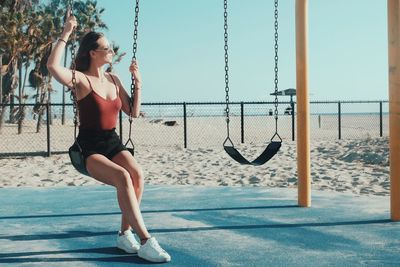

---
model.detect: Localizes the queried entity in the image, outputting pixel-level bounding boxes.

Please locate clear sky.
[55,0,389,103]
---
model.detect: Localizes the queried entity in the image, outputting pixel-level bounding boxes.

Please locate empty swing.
[222,0,282,166]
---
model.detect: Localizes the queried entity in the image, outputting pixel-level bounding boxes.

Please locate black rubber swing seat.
[224,141,282,166]
[69,141,90,176]
[222,0,283,166]
[124,137,135,156]
[69,140,135,176]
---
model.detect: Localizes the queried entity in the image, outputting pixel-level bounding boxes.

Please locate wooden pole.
[387,0,400,221]
[296,0,311,207]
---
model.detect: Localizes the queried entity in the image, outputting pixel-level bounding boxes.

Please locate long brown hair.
[75,31,104,71]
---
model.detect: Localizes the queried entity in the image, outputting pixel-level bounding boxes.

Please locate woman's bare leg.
[111,151,145,233]
[86,154,150,240]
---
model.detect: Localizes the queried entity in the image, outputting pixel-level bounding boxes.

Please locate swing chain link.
[273,0,279,132]
[129,0,140,124]
[223,0,230,137]
[68,0,78,139]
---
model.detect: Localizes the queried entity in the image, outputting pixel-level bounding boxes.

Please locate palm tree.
[0,0,41,133]
[0,63,17,132]
[1,0,118,134]
[0,0,39,12]
[15,15,43,134]
[73,0,107,33]
[0,4,29,126]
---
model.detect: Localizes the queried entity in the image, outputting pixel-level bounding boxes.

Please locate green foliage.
[1,0,111,94]
[0,0,124,131]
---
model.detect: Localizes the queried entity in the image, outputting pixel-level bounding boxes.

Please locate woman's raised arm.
[47,10,83,88]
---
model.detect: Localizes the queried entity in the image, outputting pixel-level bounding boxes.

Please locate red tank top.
[77,73,122,130]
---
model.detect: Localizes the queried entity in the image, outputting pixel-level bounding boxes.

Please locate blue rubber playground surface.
[0,185,399,266]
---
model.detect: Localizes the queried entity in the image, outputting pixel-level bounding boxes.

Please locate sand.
[0,129,390,197]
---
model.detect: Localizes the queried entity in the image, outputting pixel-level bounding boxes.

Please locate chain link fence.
[0,100,389,157]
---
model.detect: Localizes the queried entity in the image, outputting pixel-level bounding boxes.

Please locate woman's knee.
[114,168,133,188]
[129,165,144,184]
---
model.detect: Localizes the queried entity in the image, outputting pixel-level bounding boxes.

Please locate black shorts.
[77,128,127,160]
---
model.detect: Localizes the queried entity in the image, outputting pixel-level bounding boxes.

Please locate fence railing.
[0,100,389,157]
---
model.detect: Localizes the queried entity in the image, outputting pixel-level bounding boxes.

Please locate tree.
[1,0,55,133]
[1,0,122,135]
[0,3,35,128]
[0,0,39,12]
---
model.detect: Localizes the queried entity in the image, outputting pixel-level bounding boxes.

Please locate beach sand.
[0,112,391,196]
[0,135,390,196]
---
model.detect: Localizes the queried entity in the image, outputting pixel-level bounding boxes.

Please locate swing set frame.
[296,0,400,222]
[65,0,400,221]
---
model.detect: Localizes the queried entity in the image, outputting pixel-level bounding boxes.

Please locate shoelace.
[124,232,138,245]
[149,238,167,253]
[127,234,136,243]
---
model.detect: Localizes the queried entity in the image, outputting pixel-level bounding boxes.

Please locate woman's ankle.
[140,236,151,245]
[119,228,132,235]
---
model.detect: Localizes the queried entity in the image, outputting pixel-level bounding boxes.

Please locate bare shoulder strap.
[107,73,119,94]
[83,74,94,91]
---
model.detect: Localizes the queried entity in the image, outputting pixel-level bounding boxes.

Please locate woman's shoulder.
[106,71,119,78]
[106,72,124,89]
[107,72,121,82]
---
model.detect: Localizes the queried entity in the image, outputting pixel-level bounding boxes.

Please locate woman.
[47,12,171,263]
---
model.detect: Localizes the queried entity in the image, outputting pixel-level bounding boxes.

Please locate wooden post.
[387,0,400,221]
[296,0,311,207]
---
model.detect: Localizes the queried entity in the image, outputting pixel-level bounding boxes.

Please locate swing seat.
[69,141,89,176]
[222,0,283,166]
[68,140,134,176]
[124,139,135,156]
[224,141,281,166]
[127,147,134,156]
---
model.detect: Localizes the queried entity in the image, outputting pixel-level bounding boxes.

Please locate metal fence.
[0,100,389,157]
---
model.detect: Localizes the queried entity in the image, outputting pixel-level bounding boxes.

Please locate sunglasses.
[94,47,114,53]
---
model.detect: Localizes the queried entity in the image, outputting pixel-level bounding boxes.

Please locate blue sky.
[55,0,389,103]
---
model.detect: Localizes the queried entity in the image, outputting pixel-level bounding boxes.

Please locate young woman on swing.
[47,11,171,263]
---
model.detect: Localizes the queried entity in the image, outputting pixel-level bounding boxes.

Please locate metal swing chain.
[223,0,280,144]
[223,0,231,142]
[273,0,281,141]
[127,0,140,143]
[68,0,78,140]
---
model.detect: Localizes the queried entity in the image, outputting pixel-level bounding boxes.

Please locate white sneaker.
[116,230,140,253]
[138,237,171,262]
